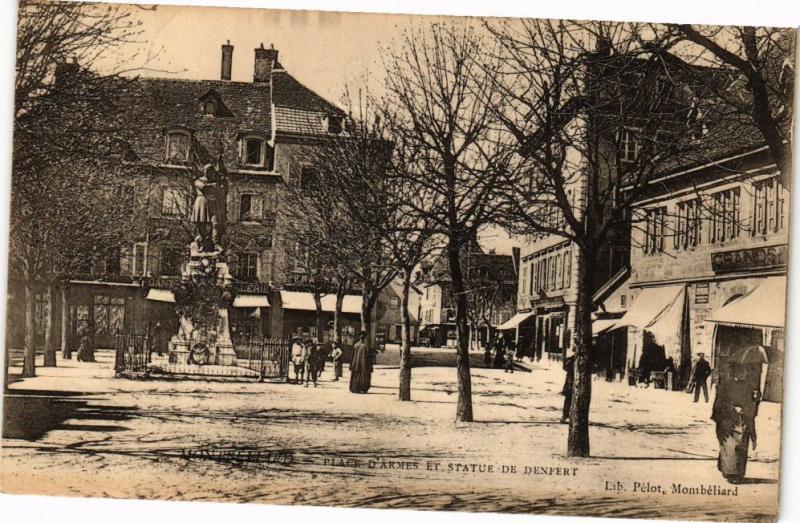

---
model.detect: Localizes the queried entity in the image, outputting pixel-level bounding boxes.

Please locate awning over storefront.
[280,291,363,314]
[615,285,684,331]
[592,318,618,335]
[145,289,175,303]
[617,285,686,366]
[497,311,535,330]
[233,294,270,308]
[706,276,786,329]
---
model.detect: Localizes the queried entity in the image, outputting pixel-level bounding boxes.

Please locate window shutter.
[253,195,263,220]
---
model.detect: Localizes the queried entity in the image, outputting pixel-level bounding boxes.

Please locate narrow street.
[2,353,781,521]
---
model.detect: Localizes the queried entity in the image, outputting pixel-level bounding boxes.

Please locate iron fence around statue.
[114,333,289,381]
[115,333,150,378]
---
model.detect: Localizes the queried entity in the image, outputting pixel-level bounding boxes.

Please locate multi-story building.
[8,42,363,355]
[617,142,787,400]
[418,245,517,348]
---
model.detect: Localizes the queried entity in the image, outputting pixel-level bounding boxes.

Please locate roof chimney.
[221,40,233,81]
[254,43,278,83]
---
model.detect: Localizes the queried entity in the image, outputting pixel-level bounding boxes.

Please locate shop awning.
[706,276,786,329]
[592,318,618,335]
[615,285,684,330]
[497,311,535,330]
[146,289,175,303]
[233,294,270,308]
[280,291,363,314]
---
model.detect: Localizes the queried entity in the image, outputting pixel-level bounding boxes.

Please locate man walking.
[561,350,575,424]
[692,352,712,403]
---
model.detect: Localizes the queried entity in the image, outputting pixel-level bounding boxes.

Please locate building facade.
[621,146,787,399]
[6,42,359,356]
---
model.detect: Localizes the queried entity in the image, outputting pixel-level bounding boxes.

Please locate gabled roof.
[119,78,271,168]
[272,70,345,115]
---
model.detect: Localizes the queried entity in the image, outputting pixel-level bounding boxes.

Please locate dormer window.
[239,133,273,169]
[202,100,217,116]
[326,115,343,135]
[165,129,191,164]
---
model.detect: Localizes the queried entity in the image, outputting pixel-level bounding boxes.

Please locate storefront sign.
[235,282,271,295]
[711,244,788,274]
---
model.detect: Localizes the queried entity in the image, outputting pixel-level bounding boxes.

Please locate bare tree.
[11,1,146,376]
[643,25,795,187]
[383,21,510,421]
[486,20,749,456]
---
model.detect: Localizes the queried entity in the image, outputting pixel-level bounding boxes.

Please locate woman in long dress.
[349,333,373,394]
[711,345,769,483]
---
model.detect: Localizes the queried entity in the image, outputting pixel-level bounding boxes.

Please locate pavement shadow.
[738,477,778,485]
[2,391,137,441]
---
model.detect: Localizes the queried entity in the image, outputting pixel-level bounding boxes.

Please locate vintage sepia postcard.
[1,1,797,521]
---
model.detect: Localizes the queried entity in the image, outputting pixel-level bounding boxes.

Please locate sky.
[107,3,515,253]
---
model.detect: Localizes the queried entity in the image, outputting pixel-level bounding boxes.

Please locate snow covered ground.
[2,352,782,521]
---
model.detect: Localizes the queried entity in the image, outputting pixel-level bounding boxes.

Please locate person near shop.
[504,342,516,373]
[561,350,576,424]
[290,338,306,384]
[692,353,712,402]
[349,332,373,394]
[305,340,321,388]
[711,345,769,484]
[493,335,507,369]
[76,325,96,363]
[330,341,343,381]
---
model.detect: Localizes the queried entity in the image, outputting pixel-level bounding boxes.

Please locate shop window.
[69,305,90,336]
[93,295,125,336]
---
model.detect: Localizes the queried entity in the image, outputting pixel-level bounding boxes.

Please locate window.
[619,129,640,163]
[563,249,571,288]
[751,178,785,236]
[202,100,216,115]
[521,262,529,296]
[327,115,343,134]
[161,187,189,217]
[390,297,400,309]
[236,252,259,280]
[643,207,667,255]
[709,187,740,244]
[239,193,264,222]
[159,248,182,276]
[245,139,263,165]
[69,305,89,336]
[674,199,701,250]
[529,261,536,296]
[620,294,627,309]
[93,295,125,336]
[165,130,190,163]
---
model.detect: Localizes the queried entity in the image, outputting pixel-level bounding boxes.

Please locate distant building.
[376,279,422,345]
[418,244,517,348]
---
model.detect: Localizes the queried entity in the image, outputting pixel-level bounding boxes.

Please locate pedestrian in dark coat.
[692,353,712,402]
[349,332,373,394]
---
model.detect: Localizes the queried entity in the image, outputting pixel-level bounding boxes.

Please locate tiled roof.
[119,78,271,168]
[272,70,344,115]
[274,106,328,135]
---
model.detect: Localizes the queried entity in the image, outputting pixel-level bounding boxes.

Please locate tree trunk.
[60,285,70,359]
[43,284,57,367]
[447,236,473,422]
[23,281,36,378]
[399,267,413,401]
[313,291,325,342]
[567,245,595,457]
[334,286,345,344]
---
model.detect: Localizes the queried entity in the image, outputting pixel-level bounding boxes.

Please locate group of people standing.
[289,332,374,394]
[484,334,517,373]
